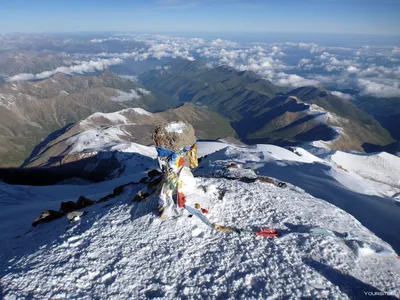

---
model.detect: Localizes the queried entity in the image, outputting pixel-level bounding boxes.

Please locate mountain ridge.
[21,102,236,168]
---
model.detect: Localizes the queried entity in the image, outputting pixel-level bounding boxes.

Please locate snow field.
[3,178,399,299]
[1,141,400,299]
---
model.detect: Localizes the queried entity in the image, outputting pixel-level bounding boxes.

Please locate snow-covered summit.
[81,108,152,126]
[1,141,400,299]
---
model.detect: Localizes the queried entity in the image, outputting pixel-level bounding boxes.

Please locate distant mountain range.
[139,59,394,151]
[0,59,397,167]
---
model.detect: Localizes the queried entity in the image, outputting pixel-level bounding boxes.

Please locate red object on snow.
[201,208,209,214]
[178,157,185,168]
[177,192,187,208]
[256,228,280,237]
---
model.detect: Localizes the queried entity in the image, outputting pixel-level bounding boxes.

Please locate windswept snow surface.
[329,151,400,196]
[67,127,128,154]
[196,141,231,158]
[1,142,400,299]
[197,145,400,254]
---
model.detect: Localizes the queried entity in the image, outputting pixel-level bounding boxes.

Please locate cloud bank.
[8,58,123,82]
[6,34,400,98]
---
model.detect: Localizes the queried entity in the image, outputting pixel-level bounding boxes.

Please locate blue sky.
[0,0,399,35]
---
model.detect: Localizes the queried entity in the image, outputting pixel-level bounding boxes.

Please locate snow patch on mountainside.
[67,127,129,154]
[81,108,152,128]
[85,111,130,124]
[308,104,346,128]
[305,104,344,141]
[129,107,151,115]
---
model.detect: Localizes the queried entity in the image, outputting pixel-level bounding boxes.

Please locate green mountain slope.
[139,60,394,151]
[353,96,400,141]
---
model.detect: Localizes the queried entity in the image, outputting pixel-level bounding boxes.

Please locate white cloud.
[347,66,359,73]
[118,75,139,81]
[331,91,354,100]
[7,58,123,82]
[7,73,36,81]
[111,88,151,102]
[6,34,400,99]
[111,90,141,102]
[210,39,238,48]
[286,42,325,53]
[275,74,319,88]
[137,88,151,95]
[272,46,280,53]
[392,47,400,55]
[298,58,311,65]
[357,79,400,98]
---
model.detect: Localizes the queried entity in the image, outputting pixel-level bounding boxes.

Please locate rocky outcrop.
[31,175,157,227]
[32,210,64,227]
[67,211,87,221]
[153,121,196,152]
[60,196,95,214]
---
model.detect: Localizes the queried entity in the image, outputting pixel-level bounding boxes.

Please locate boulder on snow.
[112,186,125,197]
[227,162,241,169]
[60,196,95,214]
[256,176,275,184]
[33,194,97,227]
[60,201,78,214]
[152,121,196,152]
[32,210,64,227]
[67,211,87,221]
[256,176,287,188]
[76,195,95,208]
